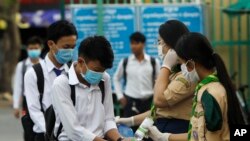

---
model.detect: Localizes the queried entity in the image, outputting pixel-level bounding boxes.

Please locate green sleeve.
[201,90,223,132]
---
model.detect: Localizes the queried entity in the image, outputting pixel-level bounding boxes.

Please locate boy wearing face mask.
[116,20,196,139]
[13,36,43,140]
[51,36,128,141]
[23,20,77,141]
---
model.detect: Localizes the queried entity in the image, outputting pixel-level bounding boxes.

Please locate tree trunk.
[0,0,20,94]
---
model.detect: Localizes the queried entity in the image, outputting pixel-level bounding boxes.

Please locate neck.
[48,51,63,69]
[135,52,144,62]
[75,64,90,87]
[30,58,39,64]
[198,67,215,81]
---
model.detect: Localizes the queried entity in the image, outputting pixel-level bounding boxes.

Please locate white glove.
[161,49,178,71]
[148,126,171,141]
[115,116,134,127]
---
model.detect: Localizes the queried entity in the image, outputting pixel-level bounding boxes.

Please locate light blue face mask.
[80,61,104,85]
[54,49,73,64]
[28,49,41,59]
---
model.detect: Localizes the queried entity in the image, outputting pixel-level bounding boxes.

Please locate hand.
[93,136,107,141]
[161,49,178,71]
[119,97,127,108]
[115,116,134,127]
[13,109,20,119]
[148,126,171,141]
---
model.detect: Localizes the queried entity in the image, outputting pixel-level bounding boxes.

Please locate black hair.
[129,32,146,43]
[41,20,77,57]
[175,32,245,125]
[159,20,189,49]
[27,36,43,46]
[78,36,114,69]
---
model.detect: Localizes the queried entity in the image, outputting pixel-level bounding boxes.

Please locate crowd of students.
[12,19,245,141]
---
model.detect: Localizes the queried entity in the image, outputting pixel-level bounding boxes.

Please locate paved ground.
[0,102,23,141]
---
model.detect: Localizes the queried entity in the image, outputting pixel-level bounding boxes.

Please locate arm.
[13,62,22,118]
[104,75,122,141]
[153,68,171,108]
[113,60,124,100]
[51,76,96,141]
[24,68,46,132]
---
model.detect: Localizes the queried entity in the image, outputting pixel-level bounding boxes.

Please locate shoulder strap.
[21,59,27,94]
[98,80,105,104]
[56,75,75,139]
[123,58,128,86]
[150,57,156,87]
[33,63,44,113]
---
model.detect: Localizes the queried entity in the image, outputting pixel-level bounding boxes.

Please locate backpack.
[45,74,105,141]
[21,63,44,140]
[122,56,156,86]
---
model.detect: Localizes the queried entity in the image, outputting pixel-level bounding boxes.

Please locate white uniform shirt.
[51,63,117,141]
[113,54,160,100]
[13,58,42,109]
[24,55,69,133]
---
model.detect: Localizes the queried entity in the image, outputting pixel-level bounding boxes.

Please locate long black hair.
[175,32,244,126]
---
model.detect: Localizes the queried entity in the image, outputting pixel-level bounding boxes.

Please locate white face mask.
[181,63,200,83]
[157,44,165,60]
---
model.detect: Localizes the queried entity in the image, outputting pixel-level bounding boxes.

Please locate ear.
[47,40,54,49]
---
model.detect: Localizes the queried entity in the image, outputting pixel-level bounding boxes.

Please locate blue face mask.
[54,49,73,64]
[80,61,104,85]
[28,49,41,59]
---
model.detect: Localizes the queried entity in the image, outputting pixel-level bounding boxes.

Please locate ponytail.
[213,53,245,125]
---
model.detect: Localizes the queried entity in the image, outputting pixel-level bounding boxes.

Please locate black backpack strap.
[122,58,128,86]
[21,59,27,110]
[98,80,105,104]
[56,76,76,139]
[150,57,156,87]
[33,63,44,113]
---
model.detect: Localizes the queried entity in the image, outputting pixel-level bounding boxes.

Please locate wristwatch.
[117,137,124,141]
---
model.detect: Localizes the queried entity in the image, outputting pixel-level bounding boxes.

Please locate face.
[27,44,42,51]
[48,35,77,53]
[157,36,171,58]
[130,41,144,55]
[179,58,195,72]
[78,57,106,74]
[179,57,200,83]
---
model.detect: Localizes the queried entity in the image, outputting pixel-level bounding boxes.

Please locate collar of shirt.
[131,53,150,62]
[25,58,43,66]
[44,54,69,73]
[68,62,101,91]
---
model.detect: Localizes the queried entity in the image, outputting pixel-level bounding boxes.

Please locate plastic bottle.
[117,124,134,137]
[134,117,154,140]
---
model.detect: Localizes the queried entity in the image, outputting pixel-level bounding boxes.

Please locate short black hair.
[47,20,77,43]
[129,32,146,43]
[27,36,43,46]
[78,36,114,69]
[159,20,189,49]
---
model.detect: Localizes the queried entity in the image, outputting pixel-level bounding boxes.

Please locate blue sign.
[71,5,136,83]
[140,4,204,57]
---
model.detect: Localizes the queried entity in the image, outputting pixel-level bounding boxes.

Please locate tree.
[0,0,20,96]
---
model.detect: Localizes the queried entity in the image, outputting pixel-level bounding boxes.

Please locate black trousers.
[144,118,189,141]
[34,133,45,141]
[123,95,153,132]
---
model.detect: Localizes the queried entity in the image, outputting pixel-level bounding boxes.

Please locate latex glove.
[115,116,134,127]
[161,49,178,71]
[148,126,171,141]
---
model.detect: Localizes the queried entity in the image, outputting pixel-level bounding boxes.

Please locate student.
[51,36,128,141]
[147,32,245,141]
[116,20,196,136]
[24,20,77,141]
[13,36,43,141]
[113,32,160,118]
[13,36,43,119]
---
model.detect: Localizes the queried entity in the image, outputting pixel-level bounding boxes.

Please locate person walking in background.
[113,32,160,120]
[13,36,43,141]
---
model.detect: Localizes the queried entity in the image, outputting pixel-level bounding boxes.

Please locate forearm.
[105,129,121,141]
[153,68,171,108]
[134,111,151,126]
[169,133,188,141]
